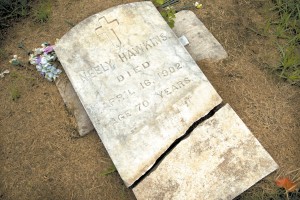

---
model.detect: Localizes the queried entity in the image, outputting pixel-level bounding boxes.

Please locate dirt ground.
[0,0,299,199]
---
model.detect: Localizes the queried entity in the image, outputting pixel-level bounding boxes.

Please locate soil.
[0,0,299,199]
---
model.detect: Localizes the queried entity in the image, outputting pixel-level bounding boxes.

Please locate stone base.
[55,75,94,136]
[133,104,278,200]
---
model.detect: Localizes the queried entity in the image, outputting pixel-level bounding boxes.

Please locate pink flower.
[43,45,54,53]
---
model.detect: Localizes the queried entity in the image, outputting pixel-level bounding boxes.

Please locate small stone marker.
[133,104,278,200]
[55,2,222,186]
[173,10,228,61]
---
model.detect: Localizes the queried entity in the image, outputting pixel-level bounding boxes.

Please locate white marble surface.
[133,104,278,200]
[55,10,228,137]
[55,2,222,186]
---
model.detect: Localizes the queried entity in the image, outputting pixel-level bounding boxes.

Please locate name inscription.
[81,31,193,136]
[77,32,168,82]
[118,33,168,62]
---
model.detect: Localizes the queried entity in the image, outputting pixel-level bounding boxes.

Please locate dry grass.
[0,0,299,199]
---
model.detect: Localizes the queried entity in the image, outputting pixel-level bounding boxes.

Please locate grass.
[152,0,176,28]
[99,165,117,176]
[8,70,37,101]
[269,0,300,85]
[33,0,52,23]
[9,71,21,97]
[10,86,20,101]
[235,172,300,200]
[0,48,8,60]
[277,44,300,84]
[0,0,30,30]
[0,0,52,44]
[235,179,288,200]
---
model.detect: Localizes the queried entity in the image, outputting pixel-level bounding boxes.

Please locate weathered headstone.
[55,10,228,137]
[133,104,278,200]
[55,2,222,186]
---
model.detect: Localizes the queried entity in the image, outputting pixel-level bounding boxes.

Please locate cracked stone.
[133,104,278,200]
[54,2,222,186]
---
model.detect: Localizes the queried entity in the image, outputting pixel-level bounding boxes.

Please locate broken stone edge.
[133,104,278,200]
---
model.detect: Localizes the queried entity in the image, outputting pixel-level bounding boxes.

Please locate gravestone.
[55,2,222,186]
[55,10,228,137]
[55,2,278,199]
[133,104,278,200]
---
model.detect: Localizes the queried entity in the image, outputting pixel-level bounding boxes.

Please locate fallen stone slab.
[55,10,228,137]
[133,104,278,200]
[173,10,228,61]
[55,2,222,186]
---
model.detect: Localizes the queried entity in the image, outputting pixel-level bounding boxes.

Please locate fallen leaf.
[276,177,297,192]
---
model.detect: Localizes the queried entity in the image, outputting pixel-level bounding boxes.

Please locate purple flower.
[43,45,54,54]
[36,56,41,65]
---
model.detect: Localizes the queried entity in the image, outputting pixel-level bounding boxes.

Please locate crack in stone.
[130,102,225,188]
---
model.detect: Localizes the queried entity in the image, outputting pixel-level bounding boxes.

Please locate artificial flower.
[29,42,62,82]
[9,55,22,66]
[43,45,54,54]
[194,2,203,9]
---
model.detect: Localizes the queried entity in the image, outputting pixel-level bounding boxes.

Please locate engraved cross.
[95,16,121,47]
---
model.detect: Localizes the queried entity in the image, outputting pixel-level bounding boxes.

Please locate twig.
[162,0,179,8]
[64,20,75,27]
[246,27,268,37]
[287,168,300,175]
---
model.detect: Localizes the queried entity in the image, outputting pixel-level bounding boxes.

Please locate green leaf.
[100,166,116,176]
[155,0,165,5]
[168,20,175,28]
[159,7,176,28]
